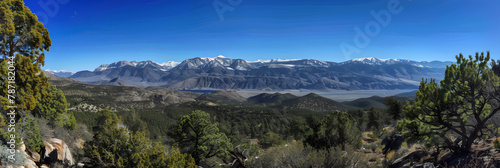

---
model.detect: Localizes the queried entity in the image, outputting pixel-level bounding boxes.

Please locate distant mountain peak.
[159,61,181,67]
[45,69,75,77]
[304,93,321,97]
[174,55,251,70]
[95,60,180,72]
[350,57,404,62]
[197,55,228,61]
[347,57,416,66]
[250,58,301,63]
[46,69,74,73]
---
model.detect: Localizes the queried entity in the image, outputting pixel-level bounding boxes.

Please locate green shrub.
[0,145,27,166]
[260,131,284,149]
[21,117,44,153]
[246,141,368,168]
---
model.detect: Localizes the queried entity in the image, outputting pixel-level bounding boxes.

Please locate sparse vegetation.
[494,138,500,150]
[247,142,368,168]
[305,111,362,150]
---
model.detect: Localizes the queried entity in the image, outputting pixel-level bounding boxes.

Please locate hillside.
[279,93,357,112]
[247,93,298,104]
[45,73,201,112]
[196,90,247,105]
[342,95,414,109]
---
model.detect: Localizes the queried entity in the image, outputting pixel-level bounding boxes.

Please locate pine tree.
[171,110,232,165]
[367,107,380,131]
[305,111,362,150]
[491,59,500,77]
[384,96,403,120]
[289,116,313,140]
[84,109,183,167]
[398,52,500,153]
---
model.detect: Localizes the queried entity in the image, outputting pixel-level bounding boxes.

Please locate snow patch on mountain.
[347,57,431,67]
[46,69,74,74]
[45,69,75,77]
[95,60,180,72]
[250,58,301,63]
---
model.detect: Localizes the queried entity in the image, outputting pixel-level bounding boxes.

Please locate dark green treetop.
[172,110,232,165]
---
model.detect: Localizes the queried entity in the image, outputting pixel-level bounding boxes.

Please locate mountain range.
[44,70,416,113]
[45,70,75,77]
[48,56,453,90]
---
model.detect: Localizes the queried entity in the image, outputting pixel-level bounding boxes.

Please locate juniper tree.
[0,0,55,155]
[33,85,76,130]
[0,0,52,112]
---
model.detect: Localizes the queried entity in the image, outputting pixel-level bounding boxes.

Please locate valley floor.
[236,89,416,101]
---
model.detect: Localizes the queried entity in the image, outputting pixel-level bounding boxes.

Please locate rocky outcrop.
[1,144,39,168]
[42,138,74,166]
[2,138,74,168]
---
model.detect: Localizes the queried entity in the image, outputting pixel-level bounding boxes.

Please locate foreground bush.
[246,141,368,168]
[84,109,196,167]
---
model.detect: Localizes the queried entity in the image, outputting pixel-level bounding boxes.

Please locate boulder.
[42,138,74,166]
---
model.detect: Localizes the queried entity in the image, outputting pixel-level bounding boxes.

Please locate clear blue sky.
[24,0,499,72]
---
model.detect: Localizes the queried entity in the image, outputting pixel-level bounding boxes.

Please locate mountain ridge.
[61,56,453,90]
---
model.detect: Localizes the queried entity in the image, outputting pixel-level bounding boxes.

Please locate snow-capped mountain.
[45,69,75,77]
[346,57,453,68]
[159,61,181,68]
[173,55,252,70]
[69,56,452,90]
[346,57,414,65]
[95,60,180,72]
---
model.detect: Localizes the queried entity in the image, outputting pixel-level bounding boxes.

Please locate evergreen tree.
[171,110,231,165]
[384,96,403,120]
[20,117,43,153]
[84,109,182,167]
[0,0,62,155]
[366,107,380,131]
[166,147,197,168]
[398,52,500,153]
[259,131,283,148]
[0,0,52,112]
[289,116,313,140]
[305,111,362,150]
[349,109,366,132]
[84,109,130,167]
[491,59,500,77]
[33,85,75,129]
